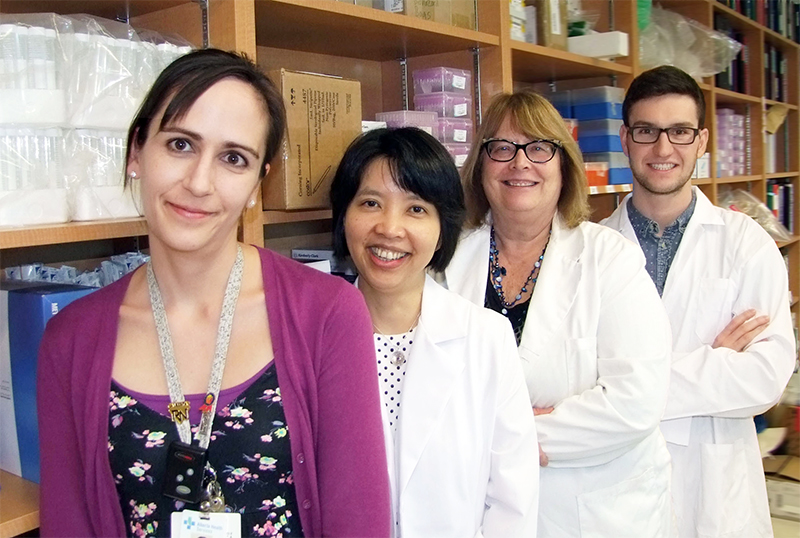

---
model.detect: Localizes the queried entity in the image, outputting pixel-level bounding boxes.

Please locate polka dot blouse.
[374,328,416,434]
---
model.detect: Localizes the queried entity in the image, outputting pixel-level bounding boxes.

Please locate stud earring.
[246,199,256,209]
[128,171,138,181]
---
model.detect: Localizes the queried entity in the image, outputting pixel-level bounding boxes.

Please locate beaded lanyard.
[489,227,550,315]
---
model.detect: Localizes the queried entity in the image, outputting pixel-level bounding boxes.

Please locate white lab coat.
[381,275,539,538]
[442,215,675,538]
[603,188,796,538]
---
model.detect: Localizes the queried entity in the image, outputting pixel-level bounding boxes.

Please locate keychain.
[200,464,227,513]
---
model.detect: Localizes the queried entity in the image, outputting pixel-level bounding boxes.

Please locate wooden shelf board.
[0,0,189,18]
[511,42,632,83]
[0,471,39,538]
[262,209,332,225]
[588,184,632,196]
[254,0,498,61]
[698,81,714,92]
[777,236,800,249]
[0,218,147,249]
[766,171,800,179]
[712,1,762,32]
[791,295,799,308]
[764,99,799,110]
[715,174,763,184]
[714,87,763,105]
[763,26,800,50]
[692,178,714,185]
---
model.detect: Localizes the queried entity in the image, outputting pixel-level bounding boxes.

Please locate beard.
[630,160,695,196]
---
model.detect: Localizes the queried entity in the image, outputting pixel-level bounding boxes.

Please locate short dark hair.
[623,66,706,129]
[125,48,286,184]
[330,128,466,273]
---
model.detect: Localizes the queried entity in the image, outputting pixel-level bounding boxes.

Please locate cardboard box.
[765,455,800,521]
[405,0,451,24]
[264,69,362,210]
[534,0,568,50]
[451,0,475,29]
[1,282,96,483]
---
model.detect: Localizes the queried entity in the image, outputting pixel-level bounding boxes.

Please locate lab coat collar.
[611,186,724,243]
[396,276,468,499]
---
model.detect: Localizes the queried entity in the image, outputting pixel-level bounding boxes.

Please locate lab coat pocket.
[565,337,598,395]
[694,278,735,344]
[577,466,670,538]
[697,440,751,537]
[519,344,570,407]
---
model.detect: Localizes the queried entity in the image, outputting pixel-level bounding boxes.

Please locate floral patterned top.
[108,362,302,538]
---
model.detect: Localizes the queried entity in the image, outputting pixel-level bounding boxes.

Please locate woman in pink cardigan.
[36,49,390,538]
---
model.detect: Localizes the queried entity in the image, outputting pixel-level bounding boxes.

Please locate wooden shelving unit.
[0,471,39,538]
[0,1,798,533]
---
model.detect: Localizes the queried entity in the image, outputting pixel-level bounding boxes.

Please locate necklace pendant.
[391,350,406,367]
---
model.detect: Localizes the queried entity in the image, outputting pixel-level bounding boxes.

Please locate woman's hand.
[533,406,554,466]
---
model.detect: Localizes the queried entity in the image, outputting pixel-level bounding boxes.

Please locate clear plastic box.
[443,143,471,168]
[436,118,473,144]
[570,86,626,104]
[413,67,472,95]
[413,92,472,118]
[582,151,629,169]
[375,110,438,137]
[577,119,623,137]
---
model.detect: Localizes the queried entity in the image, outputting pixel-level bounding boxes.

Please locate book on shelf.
[767,179,796,234]
[720,0,800,42]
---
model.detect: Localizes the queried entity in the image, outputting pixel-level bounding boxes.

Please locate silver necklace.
[372,312,420,367]
[146,245,244,510]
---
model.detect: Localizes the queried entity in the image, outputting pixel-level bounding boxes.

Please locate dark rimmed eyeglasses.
[627,126,701,145]
[482,138,562,164]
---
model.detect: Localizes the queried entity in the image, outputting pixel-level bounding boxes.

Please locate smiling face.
[481,115,562,222]
[344,158,441,300]
[620,94,708,196]
[127,78,269,256]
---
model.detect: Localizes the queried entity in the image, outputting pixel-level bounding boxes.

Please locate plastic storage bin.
[375,110,438,136]
[444,143,471,167]
[436,118,473,144]
[578,119,623,137]
[578,135,623,153]
[608,168,633,185]
[582,151,630,169]
[570,86,625,104]
[413,67,471,95]
[413,92,472,118]
[584,162,609,186]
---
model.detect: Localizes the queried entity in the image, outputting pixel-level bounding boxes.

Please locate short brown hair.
[461,90,590,228]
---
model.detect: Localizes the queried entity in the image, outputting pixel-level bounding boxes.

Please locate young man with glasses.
[603,66,795,538]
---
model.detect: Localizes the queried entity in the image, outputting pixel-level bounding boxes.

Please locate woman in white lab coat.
[442,91,675,537]
[329,127,539,538]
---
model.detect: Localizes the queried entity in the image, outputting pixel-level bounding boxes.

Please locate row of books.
[714,15,791,101]
[716,0,800,43]
[767,179,796,234]
[714,14,749,94]
[764,42,790,102]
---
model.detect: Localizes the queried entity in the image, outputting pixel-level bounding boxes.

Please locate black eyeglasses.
[628,126,701,145]
[482,138,562,163]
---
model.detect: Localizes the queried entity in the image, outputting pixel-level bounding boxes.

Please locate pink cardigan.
[37,247,391,537]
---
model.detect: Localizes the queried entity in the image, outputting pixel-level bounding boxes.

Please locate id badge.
[163,441,207,503]
[171,510,241,538]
